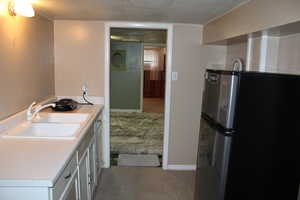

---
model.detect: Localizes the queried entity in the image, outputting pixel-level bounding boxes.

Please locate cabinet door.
[94,114,103,176]
[60,171,79,200]
[88,138,97,197]
[78,152,90,200]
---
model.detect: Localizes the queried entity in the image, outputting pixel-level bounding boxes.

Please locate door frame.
[103,21,173,170]
[140,42,144,113]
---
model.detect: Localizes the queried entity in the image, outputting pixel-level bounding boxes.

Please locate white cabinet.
[0,109,104,200]
[51,154,77,200]
[78,117,102,200]
[60,170,79,200]
[78,151,90,200]
[78,137,98,200]
[94,113,103,177]
[88,137,97,197]
[77,110,104,200]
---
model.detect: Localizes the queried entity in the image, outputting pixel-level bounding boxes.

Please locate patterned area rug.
[110,112,164,155]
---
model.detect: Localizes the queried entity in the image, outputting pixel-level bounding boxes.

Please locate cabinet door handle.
[64,173,71,180]
[88,174,93,185]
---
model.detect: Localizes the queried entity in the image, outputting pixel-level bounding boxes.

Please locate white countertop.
[0,105,103,187]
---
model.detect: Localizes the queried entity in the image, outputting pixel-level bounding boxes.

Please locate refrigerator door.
[195,117,232,200]
[202,70,239,128]
[217,74,238,129]
[202,71,221,121]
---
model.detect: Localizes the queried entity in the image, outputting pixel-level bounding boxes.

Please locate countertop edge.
[0,105,104,188]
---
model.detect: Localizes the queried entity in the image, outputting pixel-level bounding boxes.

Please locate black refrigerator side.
[224,72,300,200]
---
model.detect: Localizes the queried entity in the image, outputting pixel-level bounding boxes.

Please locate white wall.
[168,24,227,166]
[54,21,227,166]
[226,42,247,68]
[204,0,300,44]
[54,21,105,97]
[224,33,300,75]
[277,33,300,74]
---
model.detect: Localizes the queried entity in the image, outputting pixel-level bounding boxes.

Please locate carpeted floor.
[110,112,164,155]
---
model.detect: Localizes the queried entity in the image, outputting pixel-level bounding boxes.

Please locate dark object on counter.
[52,98,78,111]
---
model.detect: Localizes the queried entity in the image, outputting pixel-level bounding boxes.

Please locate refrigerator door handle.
[201,112,235,136]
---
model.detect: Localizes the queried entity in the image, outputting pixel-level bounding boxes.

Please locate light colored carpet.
[110,112,164,155]
[118,154,160,167]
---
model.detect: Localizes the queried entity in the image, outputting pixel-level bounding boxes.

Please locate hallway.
[143,98,164,113]
[95,167,195,200]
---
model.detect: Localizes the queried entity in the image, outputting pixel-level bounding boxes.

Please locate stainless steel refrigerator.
[194,69,300,200]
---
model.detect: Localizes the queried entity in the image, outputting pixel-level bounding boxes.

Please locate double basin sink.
[1,113,89,140]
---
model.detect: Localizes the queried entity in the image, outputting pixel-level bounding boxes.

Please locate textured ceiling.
[34,0,249,24]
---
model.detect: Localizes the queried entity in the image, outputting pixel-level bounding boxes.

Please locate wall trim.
[110,109,141,113]
[167,165,196,171]
[104,21,174,170]
[56,96,104,105]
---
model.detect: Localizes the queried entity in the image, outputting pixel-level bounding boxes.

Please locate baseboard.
[57,96,104,105]
[111,109,142,113]
[167,164,196,171]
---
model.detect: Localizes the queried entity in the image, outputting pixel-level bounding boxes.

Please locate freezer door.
[195,118,232,200]
[217,74,238,129]
[202,72,221,120]
[202,70,238,128]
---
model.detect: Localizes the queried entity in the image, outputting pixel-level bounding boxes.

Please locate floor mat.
[118,154,160,167]
[110,112,164,155]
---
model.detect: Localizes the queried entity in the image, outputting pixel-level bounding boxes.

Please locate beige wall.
[204,0,300,43]
[277,33,300,74]
[223,33,300,75]
[54,21,105,96]
[226,42,247,67]
[168,24,226,165]
[0,14,54,120]
[54,21,227,165]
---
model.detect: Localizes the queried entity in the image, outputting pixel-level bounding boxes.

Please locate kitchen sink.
[34,113,89,124]
[1,122,80,140]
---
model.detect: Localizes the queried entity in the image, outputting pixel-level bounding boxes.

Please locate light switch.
[172,72,178,81]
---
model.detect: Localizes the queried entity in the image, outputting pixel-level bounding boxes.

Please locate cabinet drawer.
[51,153,77,200]
[77,127,94,161]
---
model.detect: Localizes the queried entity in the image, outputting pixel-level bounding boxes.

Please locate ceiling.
[111,28,167,43]
[34,0,249,24]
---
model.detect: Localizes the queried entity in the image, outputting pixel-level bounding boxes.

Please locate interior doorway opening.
[109,28,167,167]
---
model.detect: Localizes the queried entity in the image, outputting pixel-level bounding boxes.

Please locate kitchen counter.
[0,105,103,187]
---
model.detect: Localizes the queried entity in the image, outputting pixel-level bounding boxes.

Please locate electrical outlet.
[82,85,88,95]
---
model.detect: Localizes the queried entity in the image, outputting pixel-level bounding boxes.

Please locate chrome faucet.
[27,101,56,121]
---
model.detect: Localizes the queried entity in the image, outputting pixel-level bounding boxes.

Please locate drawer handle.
[64,173,71,180]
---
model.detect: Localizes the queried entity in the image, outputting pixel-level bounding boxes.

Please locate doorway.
[104,22,173,169]
[109,28,166,167]
[143,45,166,113]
